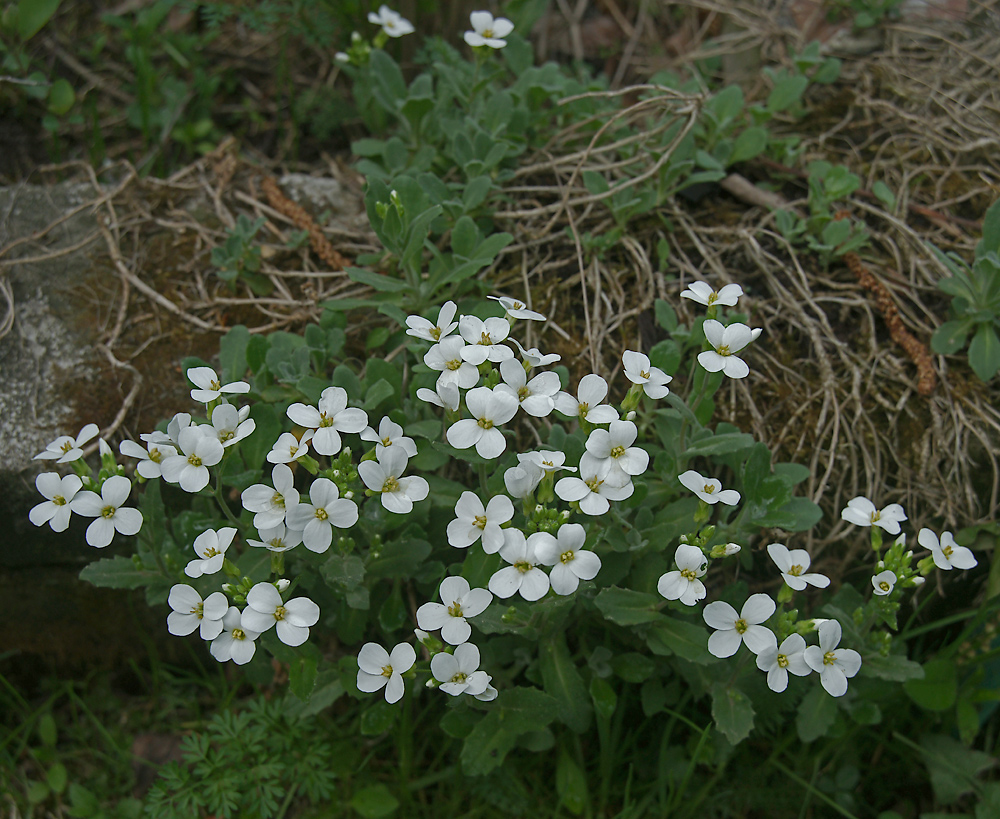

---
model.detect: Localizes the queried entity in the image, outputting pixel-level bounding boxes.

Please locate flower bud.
[911,576,925,586]
[625,410,636,421]
[276,579,291,592]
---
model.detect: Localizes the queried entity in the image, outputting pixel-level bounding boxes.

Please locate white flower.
[657,543,708,606]
[267,430,314,464]
[360,417,417,459]
[357,642,416,704]
[285,477,358,553]
[458,316,514,365]
[803,620,862,697]
[489,295,545,321]
[69,475,143,548]
[504,463,543,499]
[406,301,458,342]
[29,473,83,532]
[241,463,300,530]
[446,386,518,459]
[184,527,237,578]
[367,5,414,37]
[488,529,550,601]
[918,528,977,571]
[241,583,319,647]
[358,446,428,514]
[510,338,561,367]
[841,497,907,536]
[872,570,897,596]
[555,459,633,516]
[210,607,260,665]
[161,426,224,492]
[432,643,493,696]
[287,387,367,456]
[553,374,619,425]
[519,450,576,477]
[166,585,228,639]
[423,336,480,391]
[678,469,740,505]
[680,281,743,307]
[247,522,302,553]
[756,633,811,693]
[703,594,777,658]
[416,381,461,411]
[580,419,649,484]
[165,412,192,445]
[447,491,514,554]
[33,423,99,463]
[496,359,559,418]
[186,366,250,404]
[416,576,492,645]
[208,403,255,448]
[463,10,514,48]
[766,543,830,591]
[622,350,672,399]
[119,439,177,479]
[698,320,757,379]
[533,523,601,595]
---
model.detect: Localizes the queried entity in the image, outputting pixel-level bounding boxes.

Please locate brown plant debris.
[845,251,936,397]
[260,175,349,272]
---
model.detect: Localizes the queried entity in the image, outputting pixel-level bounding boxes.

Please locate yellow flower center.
[53,495,66,506]
[585,476,604,492]
[478,418,494,429]
[60,441,74,454]
[514,560,532,574]
[274,605,287,621]
[192,602,204,619]
[202,547,221,558]
[101,505,116,519]
[610,445,625,459]
[823,651,837,666]
[382,437,392,447]
[479,332,493,346]
[717,345,731,357]
[188,454,202,467]
[680,568,697,580]
[474,515,488,530]
[560,550,574,564]
[150,448,163,463]
[734,618,748,634]
[319,413,334,428]
[232,628,246,640]
[315,508,328,521]
[381,664,394,678]
[518,386,530,401]
[451,671,468,683]
[430,327,442,340]
[382,476,399,493]
[220,430,234,442]
[777,654,789,668]
[272,492,285,508]
[879,581,890,592]
[788,564,803,576]
[268,538,285,549]
[702,484,716,495]
[483,27,495,37]
[446,359,462,371]
[943,545,953,557]
[640,369,650,379]
[707,292,718,306]
[512,301,524,309]
[447,602,464,618]
[210,379,221,391]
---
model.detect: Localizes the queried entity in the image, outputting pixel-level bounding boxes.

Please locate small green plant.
[211,214,272,295]
[929,198,1000,381]
[145,696,338,819]
[825,0,906,30]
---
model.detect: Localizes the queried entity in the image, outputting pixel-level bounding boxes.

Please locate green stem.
[214,472,242,529]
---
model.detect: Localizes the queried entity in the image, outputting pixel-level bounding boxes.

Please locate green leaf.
[730,127,768,164]
[589,676,617,719]
[796,686,838,742]
[582,170,610,195]
[978,198,1000,256]
[654,299,678,333]
[556,750,589,815]
[463,175,493,211]
[366,535,432,580]
[26,780,49,804]
[364,377,395,410]
[460,687,559,776]
[919,734,994,805]
[864,653,925,682]
[440,708,480,739]
[219,325,250,383]
[360,701,397,736]
[968,323,1000,381]
[611,652,656,682]
[288,653,319,701]
[904,658,957,711]
[378,587,407,632]
[684,431,755,457]
[322,553,365,590]
[872,180,896,209]
[540,636,591,733]
[709,85,744,128]
[47,78,75,115]
[711,684,754,745]
[18,0,62,40]
[594,587,663,625]
[646,618,713,664]
[347,267,410,293]
[38,713,57,746]
[451,215,479,258]
[79,556,160,590]
[351,784,399,818]
[767,74,809,113]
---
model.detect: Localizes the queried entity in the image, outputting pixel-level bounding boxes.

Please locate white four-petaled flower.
[431,642,493,697]
[533,523,601,595]
[358,446,429,514]
[416,576,492,645]
[34,423,100,463]
[840,496,907,535]
[463,11,514,49]
[161,426,224,492]
[872,570,897,595]
[766,543,830,591]
[120,438,177,479]
[29,473,83,532]
[241,583,320,647]
[368,5,415,38]
[361,417,418,459]
[657,543,708,607]
[167,584,228,639]
[678,469,740,505]
[756,633,811,693]
[698,320,757,379]
[555,458,633,516]
[489,295,545,321]
[241,463,300,530]
[406,301,458,342]
[622,350,672,399]
[447,491,514,554]
[357,642,416,704]
[496,359,559,417]
[681,281,743,308]
[703,594,777,658]
[285,477,359,553]
[918,528,977,571]
[446,386,518,459]
[185,526,237,578]
[267,430,314,464]
[580,419,648,485]
[424,336,480,391]
[553,374,619,425]
[69,475,143,548]
[803,620,862,697]
[458,315,515,365]
[286,387,367,456]
[488,529,550,601]
[210,607,260,665]
[186,367,250,404]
